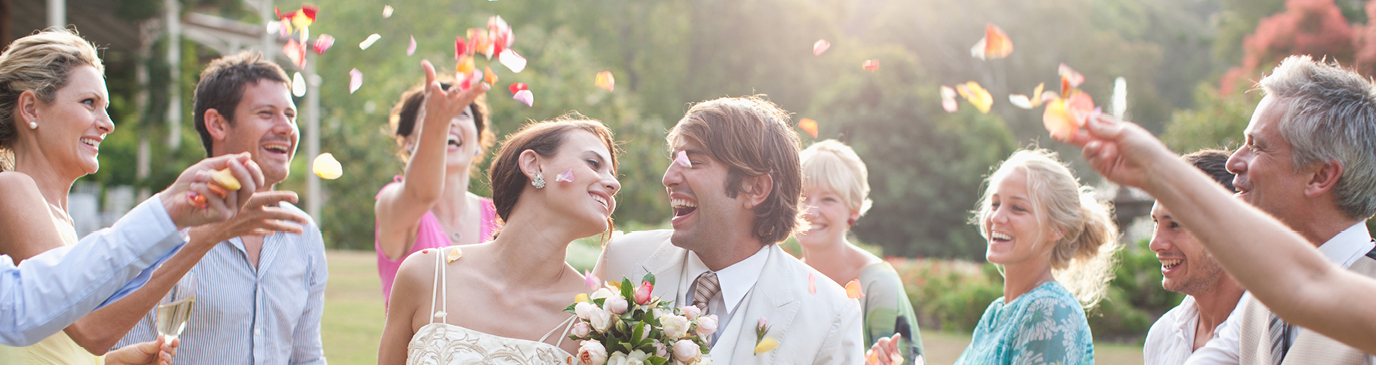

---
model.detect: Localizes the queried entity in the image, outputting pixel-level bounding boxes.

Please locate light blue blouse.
[955,281,1094,365]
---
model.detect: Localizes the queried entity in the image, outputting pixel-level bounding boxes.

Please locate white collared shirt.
[1184,222,1375,365]
[1145,296,1242,365]
[683,245,770,342]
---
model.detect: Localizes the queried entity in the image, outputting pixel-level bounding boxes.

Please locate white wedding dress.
[406,247,575,365]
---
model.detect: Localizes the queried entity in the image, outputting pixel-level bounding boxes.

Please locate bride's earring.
[27,121,37,130]
[532,171,546,189]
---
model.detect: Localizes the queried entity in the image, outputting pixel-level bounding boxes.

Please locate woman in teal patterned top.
[956,149,1121,365]
[796,140,924,364]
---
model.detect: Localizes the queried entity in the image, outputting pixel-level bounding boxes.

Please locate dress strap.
[539,315,579,347]
[428,248,450,324]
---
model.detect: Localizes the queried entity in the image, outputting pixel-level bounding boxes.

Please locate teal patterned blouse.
[858,262,924,363]
[954,281,1094,365]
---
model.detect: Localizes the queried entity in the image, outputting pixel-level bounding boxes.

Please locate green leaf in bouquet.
[620,278,635,299]
[642,272,656,286]
[563,303,578,313]
[646,357,668,365]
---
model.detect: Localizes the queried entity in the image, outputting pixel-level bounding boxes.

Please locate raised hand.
[158,153,265,230]
[416,59,489,128]
[1059,114,1177,192]
[189,190,310,245]
[864,333,908,365]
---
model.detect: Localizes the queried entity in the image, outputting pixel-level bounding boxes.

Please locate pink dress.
[375,178,498,301]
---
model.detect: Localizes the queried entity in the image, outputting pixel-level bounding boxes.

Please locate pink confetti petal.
[312,34,334,55]
[406,35,416,56]
[498,49,526,73]
[349,68,362,94]
[674,151,691,168]
[808,273,817,294]
[513,89,533,107]
[940,85,958,113]
[813,39,830,56]
[584,270,600,291]
[283,38,307,69]
[556,168,574,183]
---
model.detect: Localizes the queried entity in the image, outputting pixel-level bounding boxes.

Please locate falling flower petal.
[446,246,463,263]
[513,89,533,107]
[283,39,307,69]
[484,66,497,85]
[1059,63,1084,94]
[940,85,958,113]
[557,168,574,183]
[509,82,528,94]
[454,37,466,60]
[382,5,394,18]
[498,49,526,73]
[754,337,779,355]
[1043,91,1095,140]
[970,23,1013,60]
[845,279,865,299]
[955,81,993,114]
[407,35,416,56]
[1009,94,1033,109]
[808,273,817,294]
[348,68,362,94]
[1112,77,1127,120]
[813,39,830,56]
[359,34,381,50]
[312,34,334,55]
[674,151,691,168]
[595,71,614,92]
[584,270,600,291]
[292,72,307,97]
[266,20,282,36]
[456,55,475,75]
[868,351,881,365]
[863,59,879,72]
[313,153,342,179]
[798,118,818,138]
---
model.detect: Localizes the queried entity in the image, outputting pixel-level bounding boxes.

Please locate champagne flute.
[156,271,196,340]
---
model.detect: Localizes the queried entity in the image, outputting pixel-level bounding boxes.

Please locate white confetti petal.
[292,72,306,97]
[359,34,381,50]
[498,49,526,73]
[349,68,362,94]
[407,35,416,56]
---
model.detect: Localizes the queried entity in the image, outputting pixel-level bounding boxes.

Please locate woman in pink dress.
[374,68,499,301]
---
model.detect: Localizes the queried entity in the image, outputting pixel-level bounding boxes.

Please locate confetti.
[863,59,879,72]
[798,118,818,138]
[595,71,615,92]
[1111,77,1127,120]
[313,153,343,179]
[940,85,958,113]
[509,82,528,94]
[187,192,207,209]
[845,279,865,299]
[754,337,779,355]
[348,68,362,94]
[407,35,416,56]
[498,49,526,73]
[489,16,514,58]
[584,270,600,291]
[955,81,993,114]
[311,34,334,55]
[359,34,381,50]
[206,183,227,198]
[674,151,691,168]
[292,72,306,97]
[813,39,830,56]
[1008,83,1046,110]
[1043,91,1095,140]
[455,37,467,59]
[382,5,394,18]
[484,66,498,85]
[468,28,494,59]
[446,246,463,263]
[970,23,1013,60]
[1058,63,1084,94]
[556,168,574,183]
[266,21,281,36]
[808,273,817,294]
[283,39,307,69]
[513,89,534,107]
[210,168,242,190]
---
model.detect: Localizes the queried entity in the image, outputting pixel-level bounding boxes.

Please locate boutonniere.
[753,317,778,355]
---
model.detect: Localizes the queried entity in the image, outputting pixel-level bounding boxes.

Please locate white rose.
[605,295,629,315]
[589,306,613,333]
[672,339,701,363]
[571,321,591,338]
[697,355,712,365]
[577,340,608,365]
[627,350,649,365]
[661,314,690,339]
[591,288,615,300]
[695,314,718,337]
[606,352,628,365]
[576,302,598,320]
[680,305,701,320]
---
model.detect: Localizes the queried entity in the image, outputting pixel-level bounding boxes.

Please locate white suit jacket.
[596,230,865,365]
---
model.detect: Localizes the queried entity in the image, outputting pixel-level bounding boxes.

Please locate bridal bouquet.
[566,273,714,365]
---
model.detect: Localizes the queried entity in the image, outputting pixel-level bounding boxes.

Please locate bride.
[378,61,621,364]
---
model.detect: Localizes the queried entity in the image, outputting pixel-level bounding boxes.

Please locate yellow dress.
[0,211,104,364]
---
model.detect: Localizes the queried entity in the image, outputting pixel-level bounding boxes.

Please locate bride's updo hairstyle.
[0,28,103,171]
[488,113,618,230]
[973,148,1121,309]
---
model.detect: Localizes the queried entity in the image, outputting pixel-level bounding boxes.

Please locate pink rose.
[571,321,591,338]
[605,295,629,315]
[680,305,701,320]
[577,340,608,365]
[635,280,653,305]
[575,302,598,320]
[672,339,700,363]
[696,314,718,337]
[652,343,668,358]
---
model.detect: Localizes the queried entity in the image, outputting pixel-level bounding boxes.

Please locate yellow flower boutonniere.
[753,317,778,355]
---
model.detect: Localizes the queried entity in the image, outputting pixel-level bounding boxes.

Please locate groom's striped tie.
[1269,312,1291,365]
[692,272,720,313]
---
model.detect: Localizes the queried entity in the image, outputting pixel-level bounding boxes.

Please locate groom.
[597,96,864,364]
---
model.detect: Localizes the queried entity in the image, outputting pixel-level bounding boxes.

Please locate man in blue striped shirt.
[115,51,328,364]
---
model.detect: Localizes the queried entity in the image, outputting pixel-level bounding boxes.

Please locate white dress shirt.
[0,196,185,346]
[1145,295,1243,365]
[1185,222,1375,365]
[683,245,770,343]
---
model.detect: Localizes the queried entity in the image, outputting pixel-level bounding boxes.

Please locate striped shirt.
[115,202,328,365]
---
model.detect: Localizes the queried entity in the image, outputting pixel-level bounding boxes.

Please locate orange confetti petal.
[813,39,830,56]
[845,279,865,299]
[210,168,242,190]
[955,81,993,114]
[863,59,879,72]
[595,71,615,92]
[1043,91,1095,140]
[971,24,1013,60]
[484,66,498,85]
[1059,63,1084,93]
[456,55,475,75]
[798,118,818,138]
[445,247,463,263]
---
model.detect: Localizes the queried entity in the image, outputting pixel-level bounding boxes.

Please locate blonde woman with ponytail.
[955,148,1120,365]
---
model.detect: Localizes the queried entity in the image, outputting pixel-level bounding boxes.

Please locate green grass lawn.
[321,249,1145,365]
